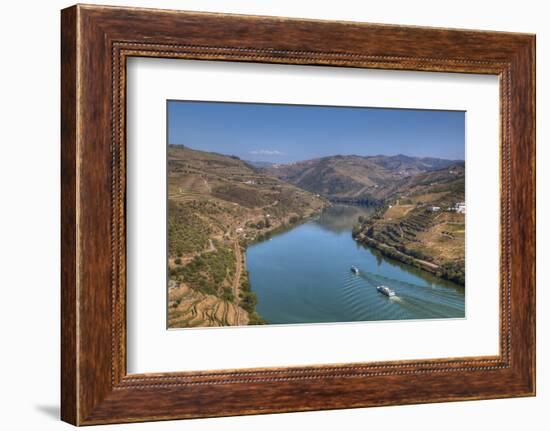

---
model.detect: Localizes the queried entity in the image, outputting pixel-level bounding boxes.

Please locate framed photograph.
[61,4,536,425]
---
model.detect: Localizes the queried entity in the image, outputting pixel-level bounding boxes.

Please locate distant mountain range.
[262,154,464,202]
[245,160,277,169]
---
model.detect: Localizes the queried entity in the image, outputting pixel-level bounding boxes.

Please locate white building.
[454,202,466,214]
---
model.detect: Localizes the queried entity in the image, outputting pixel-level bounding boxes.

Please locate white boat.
[377,285,396,297]
[350,265,359,274]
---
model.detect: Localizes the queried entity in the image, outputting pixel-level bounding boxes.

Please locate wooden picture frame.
[61,4,535,425]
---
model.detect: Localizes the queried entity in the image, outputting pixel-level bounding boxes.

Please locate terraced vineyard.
[353,166,465,285]
[168,284,246,327]
[167,145,327,328]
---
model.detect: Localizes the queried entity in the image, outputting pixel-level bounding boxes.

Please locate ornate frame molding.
[61,5,535,425]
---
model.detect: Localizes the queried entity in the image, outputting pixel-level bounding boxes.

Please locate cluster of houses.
[427,202,466,214]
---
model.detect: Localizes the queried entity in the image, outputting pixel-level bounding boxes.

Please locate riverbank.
[242,203,329,247]
[353,234,439,272]
[351,201,465,286]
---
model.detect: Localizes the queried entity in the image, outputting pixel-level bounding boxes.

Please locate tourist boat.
[376,285,396,297]
[350,265,360,274]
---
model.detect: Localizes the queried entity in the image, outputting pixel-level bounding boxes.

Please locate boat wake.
[342,266,464,319]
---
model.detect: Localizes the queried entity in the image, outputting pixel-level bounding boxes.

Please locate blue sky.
[168,101,465,163]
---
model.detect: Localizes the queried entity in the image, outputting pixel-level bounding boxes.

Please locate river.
[245,205,465,325]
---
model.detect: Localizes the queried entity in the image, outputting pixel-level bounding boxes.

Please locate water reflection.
[246,204,465,325]
[315,204,376,233]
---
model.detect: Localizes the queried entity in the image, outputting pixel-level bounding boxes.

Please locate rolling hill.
[264,154,463,202]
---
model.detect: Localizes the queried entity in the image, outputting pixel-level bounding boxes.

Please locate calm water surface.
[246,205,465,324]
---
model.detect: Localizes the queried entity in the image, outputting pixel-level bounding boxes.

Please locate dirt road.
[232,240,243,325]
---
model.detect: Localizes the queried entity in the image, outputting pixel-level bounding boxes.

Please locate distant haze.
[168,100,465,163]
